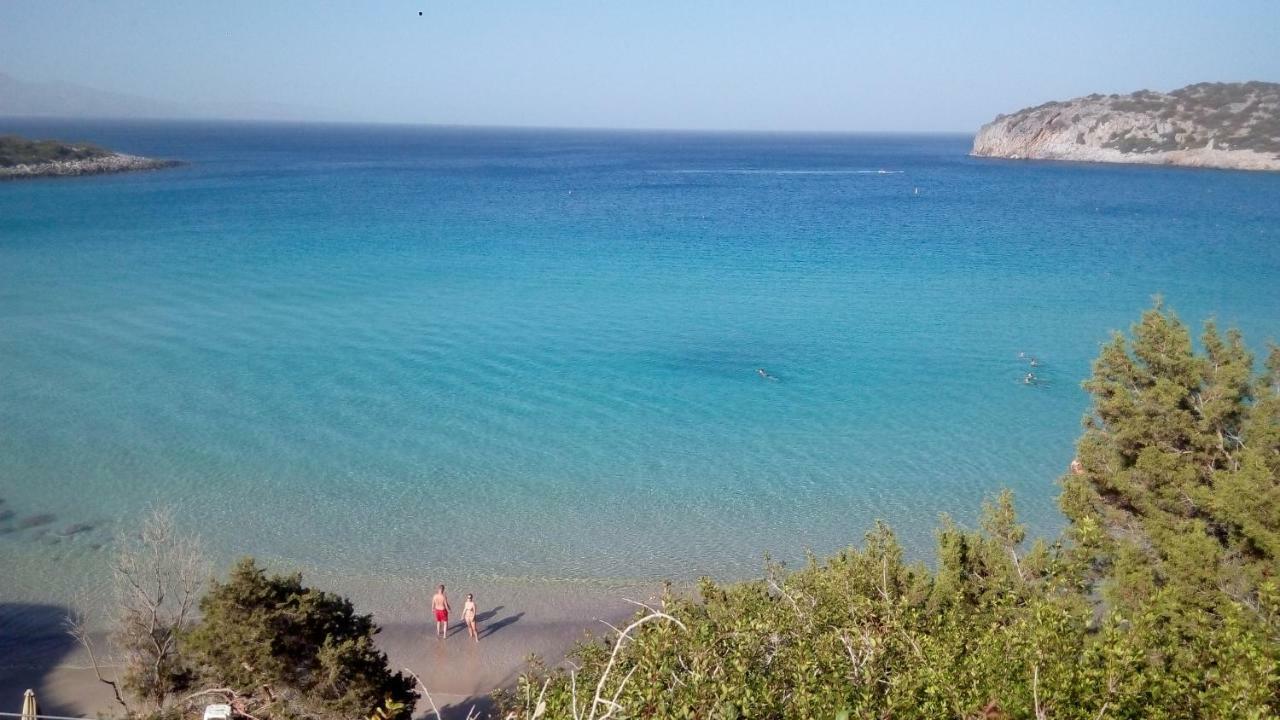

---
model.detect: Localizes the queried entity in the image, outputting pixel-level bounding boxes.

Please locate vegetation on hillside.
[1166,82,1280,153]
[501,301,1279,719]
[0,134,110,166]
[1095,82,1280,154]
[983,82,1280,161]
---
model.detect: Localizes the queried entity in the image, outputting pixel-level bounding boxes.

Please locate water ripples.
[3,125,1277,610]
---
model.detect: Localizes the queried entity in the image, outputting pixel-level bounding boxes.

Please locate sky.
[1,0,1278,131]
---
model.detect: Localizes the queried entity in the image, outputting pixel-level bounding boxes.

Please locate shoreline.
[969,146,1280,172]
[0,579,661,719]
[0,152,180,179]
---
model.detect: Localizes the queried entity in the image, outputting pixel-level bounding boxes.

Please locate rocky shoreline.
[0,152,180,179]
[973,133,1280,172]
[972,81,1280,172]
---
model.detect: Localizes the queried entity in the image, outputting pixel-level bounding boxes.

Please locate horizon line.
[0,113,977,137]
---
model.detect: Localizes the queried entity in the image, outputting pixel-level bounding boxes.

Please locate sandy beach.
[0,581,658,719]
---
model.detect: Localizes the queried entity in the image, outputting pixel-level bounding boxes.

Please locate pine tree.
[184,559,418,720]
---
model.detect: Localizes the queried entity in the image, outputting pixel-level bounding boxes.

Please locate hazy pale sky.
[2,0,1278,131]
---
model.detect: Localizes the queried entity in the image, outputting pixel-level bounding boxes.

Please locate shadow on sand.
[478,612,523,640]
[435,694,499,720]
[447,606,525,640]
[0,602,79,715]
[472,606,504,624]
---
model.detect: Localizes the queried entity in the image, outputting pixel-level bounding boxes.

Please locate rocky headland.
[973,81,1280,172]
[0,134,179,179]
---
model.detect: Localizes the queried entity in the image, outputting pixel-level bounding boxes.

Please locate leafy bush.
[184,559,418,720]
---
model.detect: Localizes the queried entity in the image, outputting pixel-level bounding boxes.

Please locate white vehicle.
[203,704,233,720]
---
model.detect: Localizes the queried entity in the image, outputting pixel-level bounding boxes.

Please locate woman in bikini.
[463,593,479,642]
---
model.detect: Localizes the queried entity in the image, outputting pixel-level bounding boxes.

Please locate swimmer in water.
[1023,372,1037,385]
[757,368,777,381]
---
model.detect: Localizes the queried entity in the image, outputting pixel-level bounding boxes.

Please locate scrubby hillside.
[973,82,1280,171]
[0,134,110,165]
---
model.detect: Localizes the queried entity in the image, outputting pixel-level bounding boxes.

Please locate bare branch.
[402,667,442,720]
[64,606,130,713]
[99,507,210,710]
[587,609,686,720]
[1032,663,1047,720]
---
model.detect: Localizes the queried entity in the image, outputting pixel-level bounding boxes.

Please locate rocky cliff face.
[973,82,1280,171]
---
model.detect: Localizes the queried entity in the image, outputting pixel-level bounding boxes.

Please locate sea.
[2,120,1278,618]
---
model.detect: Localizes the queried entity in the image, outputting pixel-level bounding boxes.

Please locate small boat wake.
[665,169,904,176]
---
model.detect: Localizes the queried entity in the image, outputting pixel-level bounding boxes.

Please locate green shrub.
[185,559,418,720]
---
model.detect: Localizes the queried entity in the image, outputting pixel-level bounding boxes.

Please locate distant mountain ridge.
[973,82,1280,171]
[0,71,330,122]
[0,72,182,118]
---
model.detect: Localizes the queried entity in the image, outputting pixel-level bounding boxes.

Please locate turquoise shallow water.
[1,121,1278,604]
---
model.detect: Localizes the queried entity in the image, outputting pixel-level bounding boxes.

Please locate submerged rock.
[17,513,56,529]
[58,522,94,537]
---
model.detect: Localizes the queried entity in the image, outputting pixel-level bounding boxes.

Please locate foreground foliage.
[184,559,418,720]
[506,302,1279,719]
[75,555,416,720]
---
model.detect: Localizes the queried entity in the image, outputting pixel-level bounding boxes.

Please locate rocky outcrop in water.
[973,82,1280,172]
[0,152,180,179]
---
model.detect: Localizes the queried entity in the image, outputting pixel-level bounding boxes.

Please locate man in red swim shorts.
[432,584,451,639]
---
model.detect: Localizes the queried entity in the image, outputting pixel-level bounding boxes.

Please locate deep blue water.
[2,120,1278,601]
